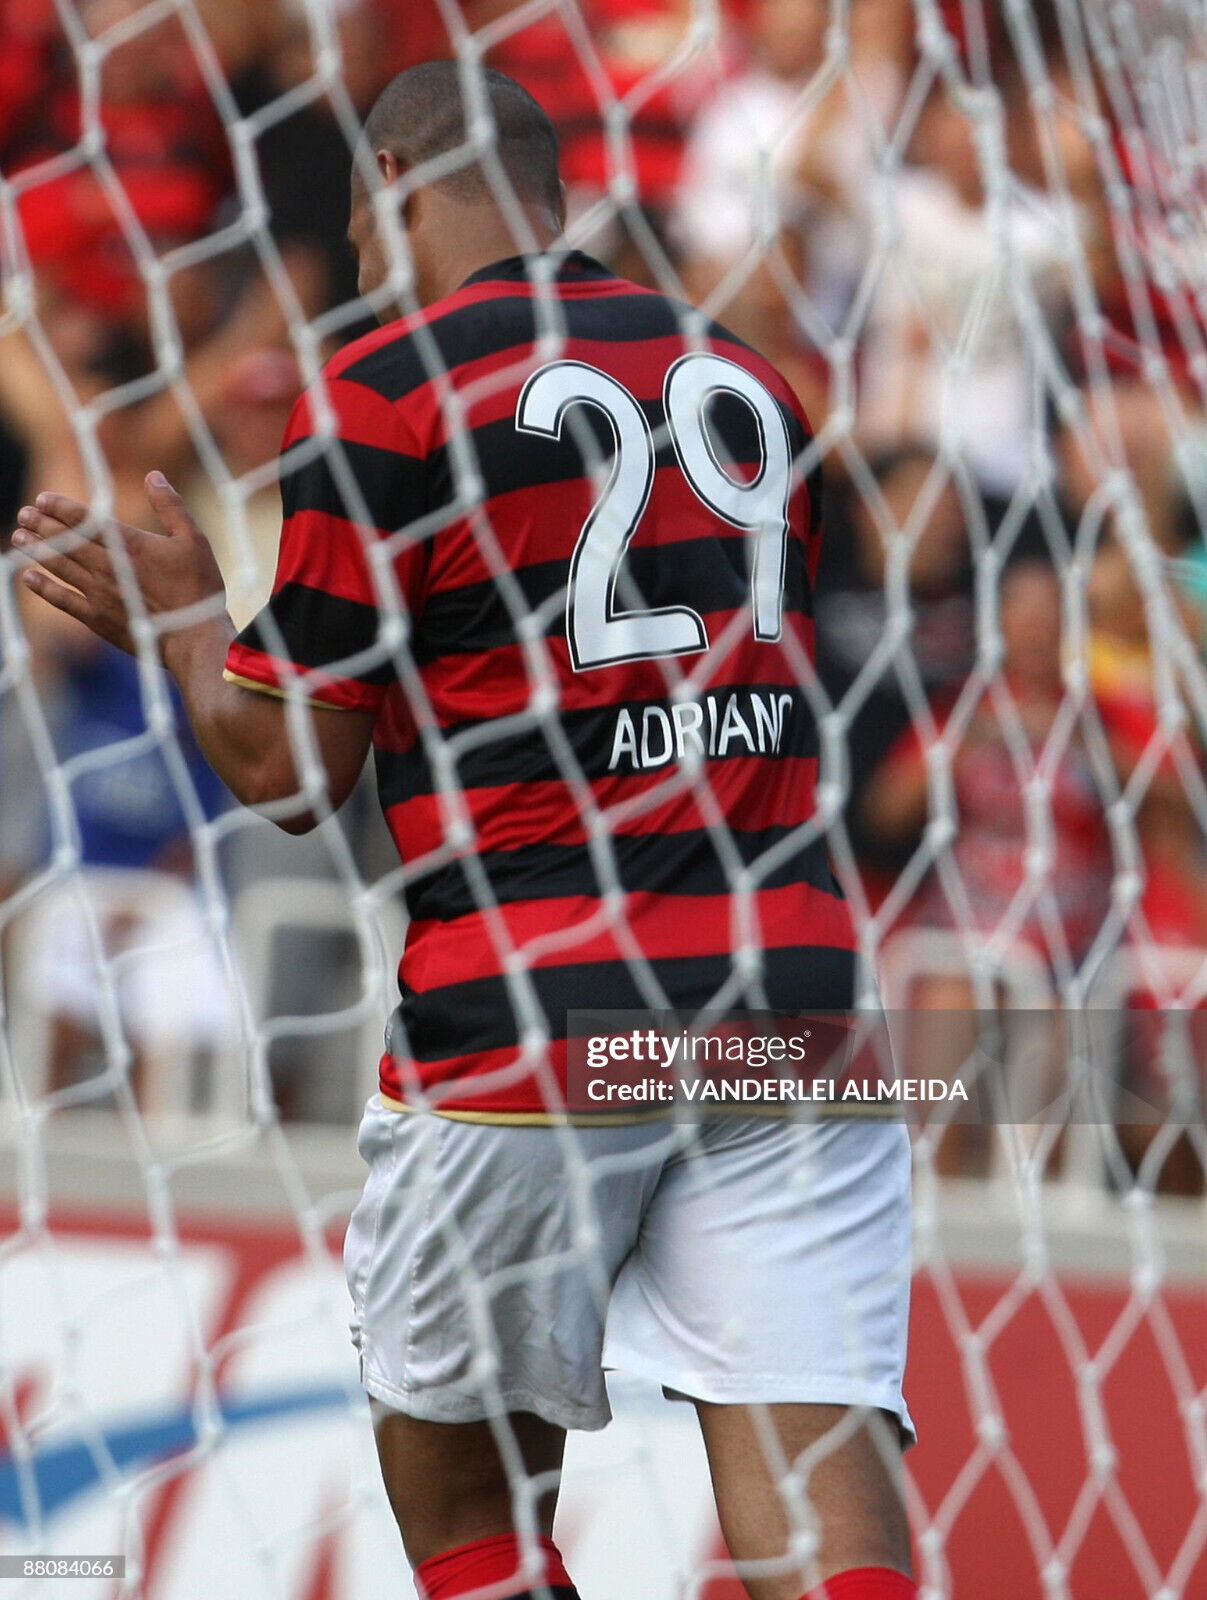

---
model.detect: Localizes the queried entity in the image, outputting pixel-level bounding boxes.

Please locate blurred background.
[0,3,1206,1597]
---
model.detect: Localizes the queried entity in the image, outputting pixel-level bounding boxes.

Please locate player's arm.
[12,475,374,833]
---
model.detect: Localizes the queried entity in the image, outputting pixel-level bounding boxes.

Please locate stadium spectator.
[10,597,233,1108]
[1051,70,1207,406]
[0,243,321,555]
[860,555,1112,1171]
[1083,528,1207,1192]
[671,0,912,421]
[231,0,400,323]
[183,345,305,630]
[2,0,232,339]
[814,448,977,899]
[1052,232,1207,1189]
[669,0,830,413]
[0,311,134,523]
[0,0,252,548]
[863,555,1111,964]
[676,0,909,326]
[494,0,717,227]
[854,71,1074,503]
[1054,354,1207,857]
[674,0,826,290]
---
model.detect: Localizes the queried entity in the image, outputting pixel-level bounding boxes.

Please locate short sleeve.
[224,371,428,712]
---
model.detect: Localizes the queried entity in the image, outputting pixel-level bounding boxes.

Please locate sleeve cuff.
[223,644,385,713]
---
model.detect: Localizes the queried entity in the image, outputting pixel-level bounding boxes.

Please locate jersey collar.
[458,250,615,290]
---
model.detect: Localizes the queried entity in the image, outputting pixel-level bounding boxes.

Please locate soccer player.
[13,62,916,1600]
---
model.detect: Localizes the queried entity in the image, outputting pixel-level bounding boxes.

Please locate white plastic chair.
[5,867,240,1116]
[229,875,407,1120]
[877,926,1062,1184]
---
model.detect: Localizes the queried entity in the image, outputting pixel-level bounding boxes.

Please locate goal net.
[0,1,1205,1597]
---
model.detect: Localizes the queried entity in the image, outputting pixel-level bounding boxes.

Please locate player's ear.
[376,147,402,189]
[555,179,568,231]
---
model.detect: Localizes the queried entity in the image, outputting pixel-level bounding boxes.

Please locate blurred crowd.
[0,0,1205,1183]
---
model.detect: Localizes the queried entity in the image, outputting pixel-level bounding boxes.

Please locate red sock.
[801,1568,917,1600]
[415,1533,577,1599]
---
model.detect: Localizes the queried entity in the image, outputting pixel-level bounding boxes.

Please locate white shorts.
[344,1100,915,1442]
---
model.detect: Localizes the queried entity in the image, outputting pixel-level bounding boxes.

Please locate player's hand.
[11,473,226,658]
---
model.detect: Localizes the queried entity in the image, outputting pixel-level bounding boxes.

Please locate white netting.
[0,1,1206,1597]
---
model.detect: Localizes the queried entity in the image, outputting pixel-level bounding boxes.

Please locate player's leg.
[372,1407,574,1597]
[695,1398,913,1600]
[604,1112,916,1600]
[345,1100,667,1599]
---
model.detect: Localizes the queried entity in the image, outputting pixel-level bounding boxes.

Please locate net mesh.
[0,1,1206,1596]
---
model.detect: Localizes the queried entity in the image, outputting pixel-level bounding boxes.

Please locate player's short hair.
[359,61,561,214]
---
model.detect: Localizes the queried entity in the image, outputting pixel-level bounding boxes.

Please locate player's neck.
[422,202,563,303]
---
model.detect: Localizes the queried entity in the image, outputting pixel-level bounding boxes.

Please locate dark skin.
[13,478,370,832]
[14,147,913,1597]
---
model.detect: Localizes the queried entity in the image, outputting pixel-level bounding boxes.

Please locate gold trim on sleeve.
[222,667,355,712]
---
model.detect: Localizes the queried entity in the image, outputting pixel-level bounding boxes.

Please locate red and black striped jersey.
[225,252,856,1117]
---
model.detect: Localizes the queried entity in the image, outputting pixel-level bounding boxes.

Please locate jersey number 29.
[515,353,794,672]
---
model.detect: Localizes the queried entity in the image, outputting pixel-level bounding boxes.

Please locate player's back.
[230,252,857,1114]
